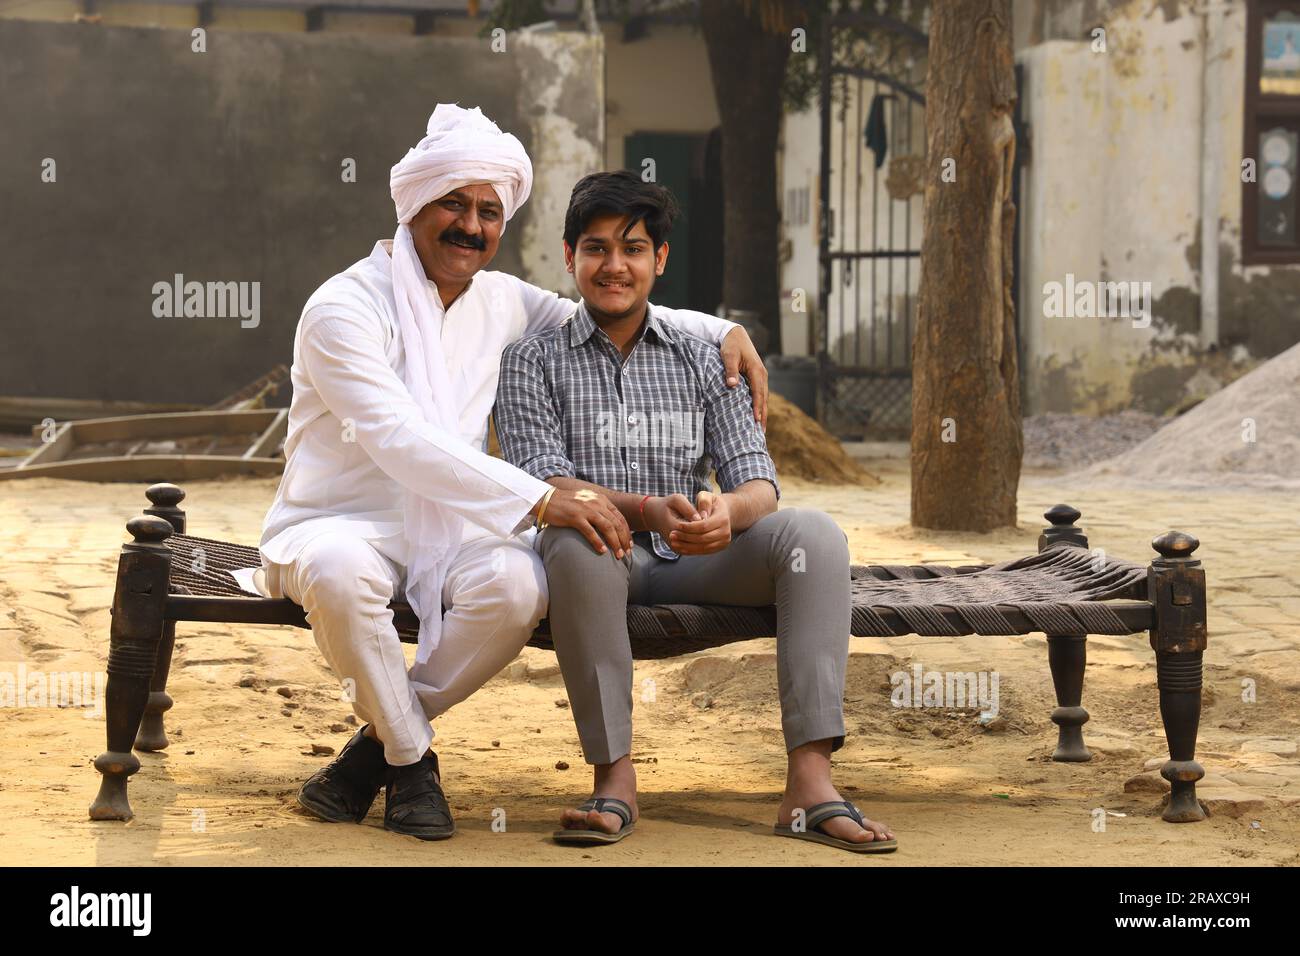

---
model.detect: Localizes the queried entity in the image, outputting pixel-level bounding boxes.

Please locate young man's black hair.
[562,170,680,252]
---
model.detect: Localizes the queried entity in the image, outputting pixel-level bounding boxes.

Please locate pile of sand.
[489,392,878,486]
[764,392,880,485]
[1080,341,1300,489]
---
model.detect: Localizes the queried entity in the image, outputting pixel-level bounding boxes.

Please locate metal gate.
[817,8,929,439]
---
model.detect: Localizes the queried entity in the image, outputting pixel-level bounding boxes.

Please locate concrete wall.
[0,18,601,404]
[1016,0,1300,414]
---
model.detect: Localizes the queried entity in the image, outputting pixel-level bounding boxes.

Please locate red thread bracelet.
[639,494,651,527]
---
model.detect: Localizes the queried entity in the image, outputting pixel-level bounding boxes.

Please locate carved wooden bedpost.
[134,483,185,752]
[1038,504,1091,762]
[89,513,173,821]
[1149,530,1208,822]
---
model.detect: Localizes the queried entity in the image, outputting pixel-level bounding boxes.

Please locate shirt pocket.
[626,403,707,487]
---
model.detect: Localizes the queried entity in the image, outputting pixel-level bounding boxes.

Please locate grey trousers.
[538,508,851,765]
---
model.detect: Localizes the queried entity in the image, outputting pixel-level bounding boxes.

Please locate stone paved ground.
[0,463,1296,866]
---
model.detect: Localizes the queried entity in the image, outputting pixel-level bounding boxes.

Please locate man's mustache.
[439,228,487,251]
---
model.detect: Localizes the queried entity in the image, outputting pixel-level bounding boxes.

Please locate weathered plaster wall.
[1017,0,1300,415]
[515,29,604,296]
[0,19,601,403]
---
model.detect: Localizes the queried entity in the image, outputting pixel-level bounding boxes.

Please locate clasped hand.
[644,491,732,556]
[540,489,734,558]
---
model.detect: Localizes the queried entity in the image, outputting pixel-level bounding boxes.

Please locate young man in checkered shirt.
[495,171,896,853]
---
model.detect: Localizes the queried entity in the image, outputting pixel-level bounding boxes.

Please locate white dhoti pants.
[267,529,548,766]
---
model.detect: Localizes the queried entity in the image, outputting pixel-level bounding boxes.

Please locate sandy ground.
[1,459,1297,866]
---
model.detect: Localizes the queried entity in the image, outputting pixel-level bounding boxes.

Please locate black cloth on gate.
[864,94,888,169]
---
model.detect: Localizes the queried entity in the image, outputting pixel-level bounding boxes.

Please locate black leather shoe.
[297,725,388,823]
[384,750,456,840]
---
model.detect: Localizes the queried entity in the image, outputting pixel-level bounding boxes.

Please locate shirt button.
[627,414,637,425]
[630,462,639,470]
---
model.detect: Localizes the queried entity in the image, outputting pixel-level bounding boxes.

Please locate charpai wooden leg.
[134,483,186,752]
[1038,505,1092,762]
[89,514,174,821]
[134,623,176,752]
[1047,634,1091,761]
[1148,530,1208,823]
[1156,650,1205,821]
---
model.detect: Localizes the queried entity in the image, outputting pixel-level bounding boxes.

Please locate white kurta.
[248,239,736,598]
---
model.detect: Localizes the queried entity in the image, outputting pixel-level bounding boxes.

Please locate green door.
[623,132,695,310]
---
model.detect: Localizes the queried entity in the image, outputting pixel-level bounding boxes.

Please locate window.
[1244,1,1300,262]
[785,186,811,228]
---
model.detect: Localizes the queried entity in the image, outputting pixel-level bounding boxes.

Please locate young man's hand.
[538,488,632,558]
[665,491,733,556]
[642,493,701,542]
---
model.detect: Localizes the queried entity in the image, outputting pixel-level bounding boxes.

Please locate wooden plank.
[29,409,280,444]
[0,397,200,431]
[208,365,289,411]
[165,594,422,636]
[243,407,288,459]
[165,594,309,628]
[17,421,74,468]
[0,455,284,482]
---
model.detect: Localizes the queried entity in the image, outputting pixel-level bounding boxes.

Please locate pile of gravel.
[1022,411,1164,469]
[1077,340,1300,490]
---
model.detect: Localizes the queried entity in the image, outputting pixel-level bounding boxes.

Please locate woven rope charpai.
[843,546,1151,637]
[163,533,268,597]
[159,533,1150,655]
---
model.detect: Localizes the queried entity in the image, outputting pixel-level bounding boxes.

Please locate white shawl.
[388,104,533,663]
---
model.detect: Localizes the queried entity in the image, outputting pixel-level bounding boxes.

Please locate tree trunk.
[700,0,790,355]
[910,0,1021,531]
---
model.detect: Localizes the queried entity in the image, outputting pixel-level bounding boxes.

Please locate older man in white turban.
[246,104,766,839]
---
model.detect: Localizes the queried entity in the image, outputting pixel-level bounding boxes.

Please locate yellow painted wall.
[99,3,195,28]
[321,11,413,36]
[209,8,305,32]
[0,0,80,22]
[602,22,718,170]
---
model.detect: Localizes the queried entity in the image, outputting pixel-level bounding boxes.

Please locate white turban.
[389,103,532,227]
[386,104,533,664]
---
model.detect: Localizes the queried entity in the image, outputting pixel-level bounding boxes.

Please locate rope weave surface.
[160,533,1151,659]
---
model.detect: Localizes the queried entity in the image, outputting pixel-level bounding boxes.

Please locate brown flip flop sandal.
[774,800,897,853]
[552,797,636,845]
